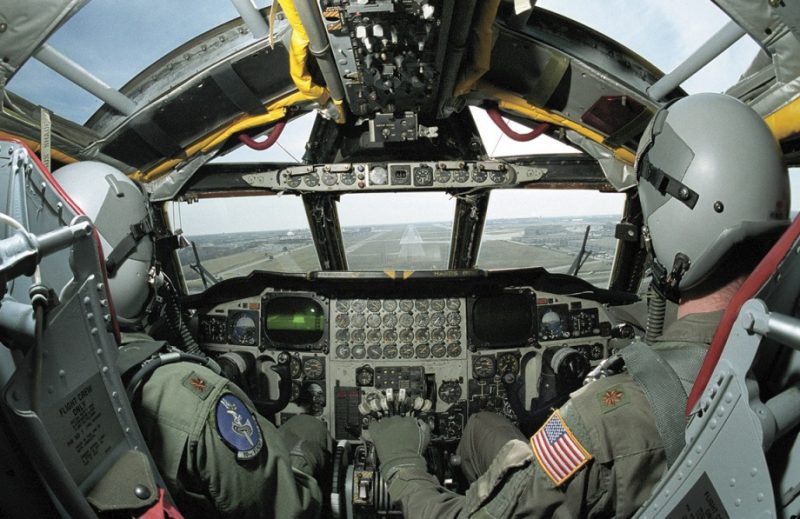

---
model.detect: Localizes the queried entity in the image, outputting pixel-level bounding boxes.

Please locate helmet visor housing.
[635,93,790,293]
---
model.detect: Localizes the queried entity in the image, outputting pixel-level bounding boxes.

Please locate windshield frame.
[160,176,638,296]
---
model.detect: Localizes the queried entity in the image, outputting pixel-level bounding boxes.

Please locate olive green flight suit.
[385,311,722,518]
[134,361,329,519]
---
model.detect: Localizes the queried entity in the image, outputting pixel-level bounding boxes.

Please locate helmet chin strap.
[644,226,691,303]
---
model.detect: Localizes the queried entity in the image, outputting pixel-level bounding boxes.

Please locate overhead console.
[197,283,619,444]
[320,0,447,119]
[236,160,547,193]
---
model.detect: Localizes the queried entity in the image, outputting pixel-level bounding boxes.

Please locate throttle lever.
[252,362,292,418]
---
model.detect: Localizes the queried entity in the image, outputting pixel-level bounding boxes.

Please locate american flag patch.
[530,410,592,486]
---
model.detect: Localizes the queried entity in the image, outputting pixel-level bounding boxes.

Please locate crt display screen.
[471,293,534,346]
[265,297,325,345]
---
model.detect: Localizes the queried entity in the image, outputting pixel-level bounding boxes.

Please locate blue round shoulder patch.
[215,393,264,461]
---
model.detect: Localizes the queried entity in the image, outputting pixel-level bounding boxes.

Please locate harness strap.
[619,342,706,467]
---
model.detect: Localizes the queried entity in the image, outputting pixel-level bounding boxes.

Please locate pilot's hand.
[368,415,430,481]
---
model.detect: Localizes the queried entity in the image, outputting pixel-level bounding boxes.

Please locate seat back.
[0,140,163,517]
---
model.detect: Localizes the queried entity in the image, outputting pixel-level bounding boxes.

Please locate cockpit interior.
[2,0,800,517]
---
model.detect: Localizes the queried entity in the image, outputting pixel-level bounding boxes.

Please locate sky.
[8,0,797,234]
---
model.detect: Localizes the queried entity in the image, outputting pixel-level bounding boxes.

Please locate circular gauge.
[357,366,375,386]
[367,329,382,343]
[447,342,462,357]
[399,344,414,358]
[367,300,382,312]
[431,342,447,358]
[413,165,433,186]
[446,298,461,310]
[416,343,431,358]
[367,313,382,328]
[341,171,357,185]
[415,328,429,342]
[228,311,258,346]
[291,380,302,401]
[336,300,351,312]
[277,351,290,364]
[490,170,507,184]
[497,352,520,375]
[285,175,302,188]
[322,171,338,186]
[414,313,430,327]
[335,314,350,328]
[336,344,351,358]
[399,300,414,312]
[335,329,349,342]
[430,299,445,311]
[472,169,487,183]
[350,329,366,343]
[446,327,461,341]
[431,327,445,342]
[369,166,389,185]
[351,344,366,359]
[382,299,397,312]
[438,380,462,404]
[398,313,414,327]
[290,356,303,378]
[541,310,563,338]
[399,328,414,343]
[434,169,451,183]
[382,313,398,328]
[473,355,496,379]
[303,172,320,187]
[446,312,462,326]
[367,344,383,359]
[591,343,604,360]
[383,329,398,342]
[351,300,366,313]
[302,357,324,379]
[351,314,366,328]
[414,299,429,311]
[383,344,398,358]
[453,169,470,183]
[430,312,445,327]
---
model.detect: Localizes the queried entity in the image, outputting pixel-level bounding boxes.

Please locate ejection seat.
[0,141,178,518]
[634,213,800,517]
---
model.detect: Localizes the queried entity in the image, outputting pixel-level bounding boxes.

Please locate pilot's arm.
[370,375,665,518]
[135,362,326,519]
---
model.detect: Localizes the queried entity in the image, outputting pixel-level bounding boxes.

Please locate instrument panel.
[331,298,464,361]
[198,288,614,442]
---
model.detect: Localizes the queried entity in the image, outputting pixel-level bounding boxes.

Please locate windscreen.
[338,192,455,271]
[169,193,319,294]
[477,189,625,287]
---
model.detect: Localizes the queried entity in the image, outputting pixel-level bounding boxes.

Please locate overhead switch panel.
[320,0,448,117]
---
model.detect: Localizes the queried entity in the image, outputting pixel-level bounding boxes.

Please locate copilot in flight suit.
[369,93,792,518]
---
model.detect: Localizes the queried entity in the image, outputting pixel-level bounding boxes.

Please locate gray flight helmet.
[635,93,790,297]
[53,161,154,325]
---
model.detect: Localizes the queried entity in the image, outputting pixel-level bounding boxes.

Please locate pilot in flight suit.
[134,360,329,519]
[52,160,330,519]
[369,93,792,517]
